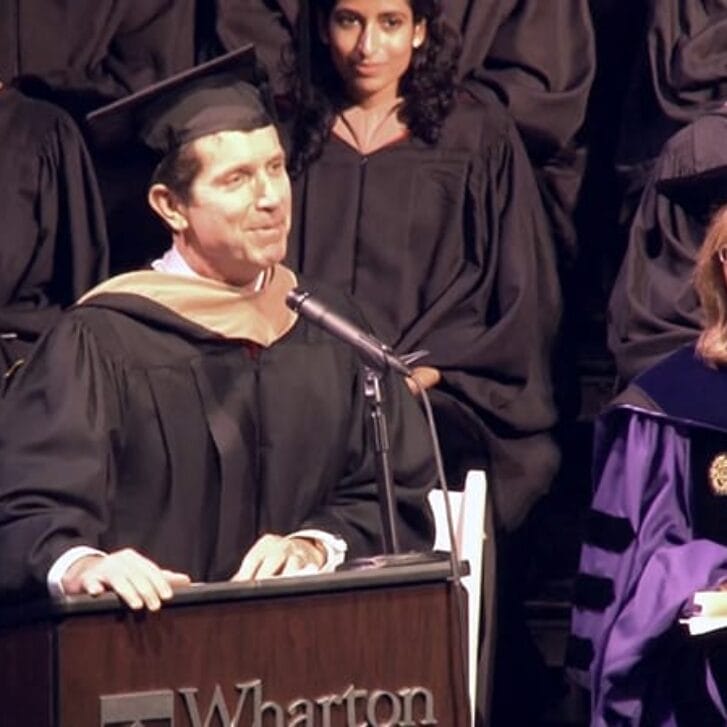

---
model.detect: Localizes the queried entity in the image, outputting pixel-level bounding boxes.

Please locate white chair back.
[428,469,487,725]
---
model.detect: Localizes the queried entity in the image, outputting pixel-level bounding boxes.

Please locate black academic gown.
[289,93,561,531]
[0,0,195,115]
[0,279,434,601]
[446,0,595,259]
[0,86,108,373]
[608,111,727,383]
[617,0,727,198]
[0,3,196,279]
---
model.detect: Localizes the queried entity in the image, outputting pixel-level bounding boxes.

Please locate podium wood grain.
[1,572,469,726]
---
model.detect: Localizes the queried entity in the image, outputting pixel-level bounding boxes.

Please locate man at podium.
[0,47,435,612]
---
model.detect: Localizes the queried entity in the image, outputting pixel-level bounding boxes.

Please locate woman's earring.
[719,247,727,264]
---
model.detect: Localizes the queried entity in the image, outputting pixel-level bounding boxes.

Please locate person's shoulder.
[452,86,512,125]
[605,344,727,433]
[441,86,520,150]
[45,301,128,350]
[1,86,85,151]
[52,294,214,374]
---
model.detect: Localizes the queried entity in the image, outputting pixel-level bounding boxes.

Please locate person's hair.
[695,204,727,365]
[286,0,460,177]
[149,142,202,204]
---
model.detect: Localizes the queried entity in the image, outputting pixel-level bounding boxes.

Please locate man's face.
[180,126,291,285]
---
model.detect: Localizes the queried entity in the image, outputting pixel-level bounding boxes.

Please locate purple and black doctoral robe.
[570,344,727,724]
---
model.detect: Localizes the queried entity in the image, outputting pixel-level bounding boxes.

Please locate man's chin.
[260,240,288,267]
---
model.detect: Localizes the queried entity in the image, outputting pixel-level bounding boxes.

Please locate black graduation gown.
[608,112,727,383]
[0,0,195,115]
[447,0,595,259]
[0,86,108,373]
[444,0,594,161]
[617,0,727,196]
[288,94,561,531]
[0,281,434,601]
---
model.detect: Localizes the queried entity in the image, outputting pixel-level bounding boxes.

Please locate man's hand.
[231,534,326,581]
[405,365,441,395]
[61,549,191,611]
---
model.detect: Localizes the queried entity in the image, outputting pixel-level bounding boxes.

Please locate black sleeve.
[400,109,562,529]
[300,365,436,558]
[282,286,436,558]
[0,316,121,600]
[616,0,727,188]
[446,0,595,258]
[43,112,109,304]
[0,93,108,369]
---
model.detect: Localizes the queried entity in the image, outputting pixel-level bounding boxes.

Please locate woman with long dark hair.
[284,1,562,722]
[287,0,560,528]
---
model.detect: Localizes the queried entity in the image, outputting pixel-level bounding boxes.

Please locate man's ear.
[148,184,189,233]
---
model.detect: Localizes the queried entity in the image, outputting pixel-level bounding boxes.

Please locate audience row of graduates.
[11,1,727,724]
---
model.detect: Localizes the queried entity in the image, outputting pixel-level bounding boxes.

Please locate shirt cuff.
[288,529,348,573]
[47,546,107,599]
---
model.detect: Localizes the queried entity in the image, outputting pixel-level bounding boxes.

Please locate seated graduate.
[0,80,108,376]
[0,47,435,612]
[608,111,727,384]
[570,203,727,724]
[283,5,561,722]
[285,0,561,531]
[616,0,727,212]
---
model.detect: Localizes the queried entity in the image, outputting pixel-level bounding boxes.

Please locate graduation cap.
[86,44,274,156]
[655,111,727,210]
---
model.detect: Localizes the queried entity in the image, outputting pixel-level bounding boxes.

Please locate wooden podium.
[0,558,469,726]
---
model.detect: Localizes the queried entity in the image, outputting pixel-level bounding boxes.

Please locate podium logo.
[100,689,174,725]
[100,679,438,726]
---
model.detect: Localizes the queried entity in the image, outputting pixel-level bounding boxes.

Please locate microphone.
[285,288,412,376]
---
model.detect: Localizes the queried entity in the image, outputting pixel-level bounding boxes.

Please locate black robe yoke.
[0,87,108,371]
[288,96,561,530]
[0,285,434,599]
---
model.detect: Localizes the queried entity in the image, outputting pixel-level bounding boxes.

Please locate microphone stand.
[342,363,444,571]
[364,366,400,554]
